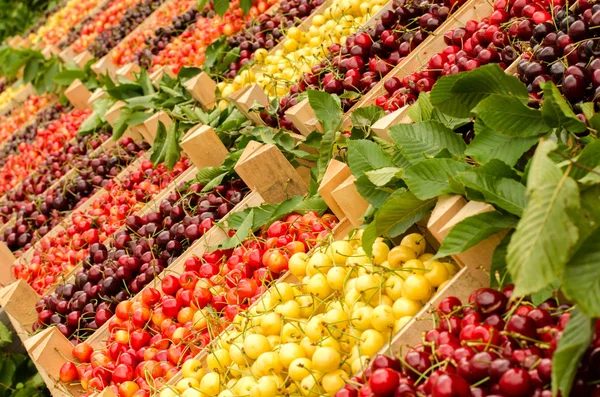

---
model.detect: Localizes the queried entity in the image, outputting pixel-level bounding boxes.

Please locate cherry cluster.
[15,157,190,295]
[71,0,146,53]
[0,133,108,224]
[371,0,554,112]
[273,0,461,128]
[0,93,56,146]
[0,103,67,168]
[516,0,600,105]
[58,0,115,49]
[87,0,166,59]
[111,0,197,67]
[220,0,324,80]
[150,0,273,74]
[339,286,587,397]
[58,212,336,396]
[1,137,146,256]
[0,109,92,197]
[33,177,248,342]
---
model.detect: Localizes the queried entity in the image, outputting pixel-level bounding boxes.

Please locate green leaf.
[347,140,395,178]
[197,0,208,10]
[531,278,559,306]
[138,68,155,96]
[490,232,512,288]
[317,129,336,182]
[204,36,227,70]
[164,122,182,170]
[150,120,167,165]
[106,84,144,100]
[589,113,600,132]
[552,308,594,397]
[112,107,132,140]
[430,64,528,118]
[53,69,86,86]
[0,322,12,347]
[569,139,600,180]
[365,167,402,186]
[430,108,471,130]
[465,119,538,166]
[214,0,230,16]
[408,92,433,122]
[576,184,600,243]
[473,95,550,137]
[507,140,581,297]
[0,356,15,392]
[219,209,254,249]
[351,106,385,127]
[562,227,600,317]
[125,94,156,109]
[389,120,466,164]
[240,0,251,13]
[541,82,587,133]
[362,189,436,257]
[195,166,228,185]
[307,90,342,133]
[23,58,39,83]
[355,175,392,208]
[435,212,517,258]
[403,158,472,200]
[291,196,328,215]
[126,111,152,126]
[203,171,228,192]
[78,113,102,135]
[458,169,527,216]
[474,159,520,180]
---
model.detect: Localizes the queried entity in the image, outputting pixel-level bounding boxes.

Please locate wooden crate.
[64,79,93,110]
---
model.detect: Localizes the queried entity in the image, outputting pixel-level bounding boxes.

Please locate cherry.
[369,368,400,397]
[506,314,538,340]
[472,288,507,315]
[499,368,532,397]
[431,373,471,397]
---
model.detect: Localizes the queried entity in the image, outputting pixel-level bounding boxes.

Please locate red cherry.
[499,368,532,397]
[431,373,470,397]
[369,368,400,397]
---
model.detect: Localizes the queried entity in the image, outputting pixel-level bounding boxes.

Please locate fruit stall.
[0,0,597,396]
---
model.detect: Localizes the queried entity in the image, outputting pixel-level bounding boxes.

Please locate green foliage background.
[0,0,60,43]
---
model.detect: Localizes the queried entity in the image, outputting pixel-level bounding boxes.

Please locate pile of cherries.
[16,157,190,295]
[111,0,197,66]
[2,137,146,256]
[58,0,114,49]
[0,93,56,146]
[218,0,324,80]
[87,0,166,59]
[516,0,600,105]
[369,0,554,112]
[273,0,461,128]
[33,177,248,342]
[339,286,588,397]
[71,0,146,53]
[150,0,273,74]
[0,109,92,197]
[0,103,67,167]
[0,133,108,223]
[58,211,336,396]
